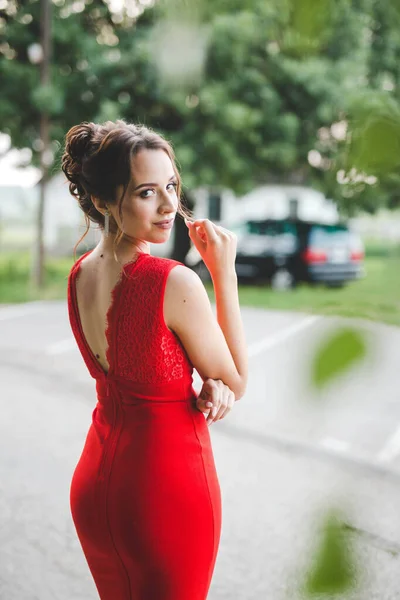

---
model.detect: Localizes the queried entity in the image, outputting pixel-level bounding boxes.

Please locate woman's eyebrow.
[133,175,176,191]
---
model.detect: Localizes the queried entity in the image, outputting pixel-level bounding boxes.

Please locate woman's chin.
[149,231,171,243]
[152,228,172,237]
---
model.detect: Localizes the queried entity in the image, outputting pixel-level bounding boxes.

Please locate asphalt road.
[1,300,400,599]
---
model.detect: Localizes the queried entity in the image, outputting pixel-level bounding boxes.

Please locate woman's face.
[110,148,179,245]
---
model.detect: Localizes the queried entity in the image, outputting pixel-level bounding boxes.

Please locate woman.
[62,119,248,599]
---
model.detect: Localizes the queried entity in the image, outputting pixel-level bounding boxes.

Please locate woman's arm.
[211,271,248,399]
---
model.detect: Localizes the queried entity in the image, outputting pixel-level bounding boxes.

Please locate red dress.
[67,250,222,600]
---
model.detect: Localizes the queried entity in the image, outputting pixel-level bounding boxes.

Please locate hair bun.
[64,122,94,169]
[61,123,96,199]
[61,122,96,196]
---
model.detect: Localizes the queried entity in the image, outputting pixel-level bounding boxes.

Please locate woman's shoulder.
[144,254,186,269]
[68,249,93,278]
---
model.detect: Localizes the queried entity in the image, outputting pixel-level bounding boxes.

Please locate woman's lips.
[154,219,174,229]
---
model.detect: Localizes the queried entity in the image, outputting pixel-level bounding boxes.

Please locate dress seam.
[185,398,215,597]
[103,399,132,599]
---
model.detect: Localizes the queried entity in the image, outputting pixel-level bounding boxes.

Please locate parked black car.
[190,219,365,289]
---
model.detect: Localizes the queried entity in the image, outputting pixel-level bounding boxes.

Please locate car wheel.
[271,269,295,291]
[325,281,345,289]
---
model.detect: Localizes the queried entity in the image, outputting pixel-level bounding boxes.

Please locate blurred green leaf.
[290,0,333,39]
[311,327,367,389]
[303,510,357,596]
[345,92,400,177]
[282,0,344,56]
[354,115,400,174]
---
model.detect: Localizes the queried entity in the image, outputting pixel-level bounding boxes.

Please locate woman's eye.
[140,182,177,198]
[140,189,155,198]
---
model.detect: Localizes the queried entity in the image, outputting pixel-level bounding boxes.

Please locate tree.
[1,0,149,275]
[2,0,400,249]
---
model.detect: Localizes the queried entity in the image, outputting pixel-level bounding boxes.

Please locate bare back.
[74,249,139,373]
[73,249,178,375]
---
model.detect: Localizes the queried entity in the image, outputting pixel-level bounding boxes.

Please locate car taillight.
[350,250,364,261]
[303,249,327,263]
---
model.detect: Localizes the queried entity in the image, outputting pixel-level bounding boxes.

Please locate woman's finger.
[208,390,234,424]
[206,384,224,425]
[206,382,222,425]
[196,378,220,414]
[209,397,227,424]
[196,402,212,413]
[215,391,235,421]
[196,379,235,425]
[195,395,213,413]
[192,219,220,242]
[206,402,220,425]
[187,222,207,245]
[206,391,221,424]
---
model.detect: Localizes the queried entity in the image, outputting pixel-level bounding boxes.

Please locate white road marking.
[46,338,76,355]
[247,315,321,358]
[377,425,400,463]
[320,437,350,453]
[0,302,46,321]
[47,314,322,359]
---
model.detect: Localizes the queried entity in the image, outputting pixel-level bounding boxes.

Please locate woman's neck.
[97,232,151,261]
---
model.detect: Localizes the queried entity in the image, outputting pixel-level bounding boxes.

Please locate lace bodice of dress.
[113,255,193,383]
[67,252,194,384]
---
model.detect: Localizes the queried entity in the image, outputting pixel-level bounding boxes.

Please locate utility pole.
[32,0,51,289]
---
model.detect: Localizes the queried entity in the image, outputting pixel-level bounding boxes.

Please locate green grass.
[0,252,75,303]
[0,249,399,327]
[205,255,400,328]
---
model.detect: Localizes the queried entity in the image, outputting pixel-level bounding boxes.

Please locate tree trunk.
[32,170,47,288]
[31,0,51,290]
[171,191,195,264]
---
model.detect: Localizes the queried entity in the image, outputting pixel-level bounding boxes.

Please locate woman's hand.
[196,378,235,426]
[184,218,237,282]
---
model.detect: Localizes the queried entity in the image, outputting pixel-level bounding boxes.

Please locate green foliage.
[2,0,400,211]
[302,509,357,597]
[0,251,72,302]
[282,0,338,56]
[311,327,368,389]
[344,92,400,177]
[31,83,64,116]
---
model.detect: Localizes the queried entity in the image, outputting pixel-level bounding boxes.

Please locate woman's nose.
[160,190,177,210]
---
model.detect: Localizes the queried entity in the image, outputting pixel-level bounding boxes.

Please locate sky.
[0,133,41,188]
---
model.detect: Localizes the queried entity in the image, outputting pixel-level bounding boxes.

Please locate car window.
[233,220,299,254]
[247,220,283,235]
[309,224,351,248]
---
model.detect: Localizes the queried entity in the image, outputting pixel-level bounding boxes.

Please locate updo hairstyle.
[61,119,192,261]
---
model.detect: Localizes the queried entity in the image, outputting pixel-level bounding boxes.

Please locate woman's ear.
[91,195,105,215]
